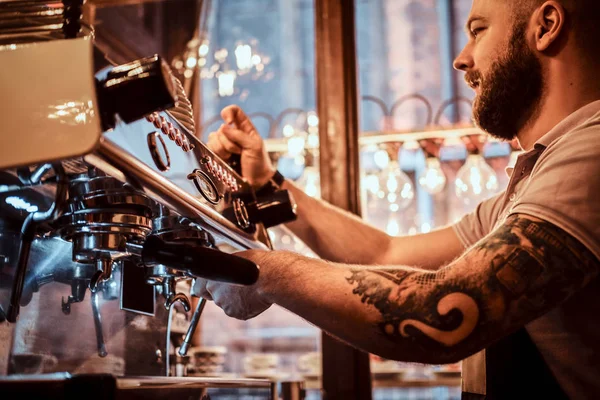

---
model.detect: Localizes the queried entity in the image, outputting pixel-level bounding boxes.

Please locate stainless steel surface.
[89,258,114,293]
[161,277,190,311]
[89,137,269,251]
[7,163,68,323]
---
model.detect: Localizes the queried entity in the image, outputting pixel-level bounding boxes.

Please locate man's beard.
[466,23,544,141]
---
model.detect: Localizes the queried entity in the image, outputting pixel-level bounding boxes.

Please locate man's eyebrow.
[464,15,487,33]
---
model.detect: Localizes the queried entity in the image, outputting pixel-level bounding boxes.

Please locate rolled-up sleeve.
[452,191,506,249]
[509,125,600,261]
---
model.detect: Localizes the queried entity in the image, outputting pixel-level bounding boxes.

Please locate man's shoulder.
[542,118,600,159]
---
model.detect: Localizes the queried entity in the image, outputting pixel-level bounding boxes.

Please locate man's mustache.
[465,71,482,89]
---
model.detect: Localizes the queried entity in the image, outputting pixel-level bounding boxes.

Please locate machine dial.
[187,169,220,204]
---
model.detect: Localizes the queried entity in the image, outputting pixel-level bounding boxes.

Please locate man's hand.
[191,249,275,320]
[206,105,275,188]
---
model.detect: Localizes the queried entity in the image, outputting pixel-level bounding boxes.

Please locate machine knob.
[141,236,259,285]
[247,190,298,228]
[233,198,251,229]
[97,55,177,130]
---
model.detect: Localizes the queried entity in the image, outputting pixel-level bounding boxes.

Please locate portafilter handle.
[141,236,260,286]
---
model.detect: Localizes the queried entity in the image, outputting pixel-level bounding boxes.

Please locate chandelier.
[172,38,272,98]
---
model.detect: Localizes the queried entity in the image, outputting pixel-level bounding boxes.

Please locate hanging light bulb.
[234,43,253,70]
[198,41,210,57]
[455,154,499,205]
[217,70,236,97]
[373,149,390,170]
[287,135,305,156]
[418,157,447,195]
[385,217,401,236]
[362,173,380,195]
[297,166,320,198]
[380,161,414,210]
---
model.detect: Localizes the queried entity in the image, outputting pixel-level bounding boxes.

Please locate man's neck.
[517,67,600,150]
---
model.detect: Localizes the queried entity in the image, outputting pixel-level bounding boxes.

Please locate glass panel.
[355,0,513,396]
[192,0,322,388]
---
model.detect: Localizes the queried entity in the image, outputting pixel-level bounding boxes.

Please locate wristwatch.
[255,170,286,197]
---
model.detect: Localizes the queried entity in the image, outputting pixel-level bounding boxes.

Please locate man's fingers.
[206,131,230,159]
[221,125,259,149]
[217,130,243,154]
[192,279,213,301]
[221,105,257,135]
[221,105,245,125]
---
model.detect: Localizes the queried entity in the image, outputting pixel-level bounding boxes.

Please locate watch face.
[188,169,220,204]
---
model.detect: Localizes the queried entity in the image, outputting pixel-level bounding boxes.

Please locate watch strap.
[256,170,285,197]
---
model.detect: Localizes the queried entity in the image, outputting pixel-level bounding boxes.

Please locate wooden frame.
[314,0,372,399]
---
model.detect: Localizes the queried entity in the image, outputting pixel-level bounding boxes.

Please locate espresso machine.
[0,1,300,398]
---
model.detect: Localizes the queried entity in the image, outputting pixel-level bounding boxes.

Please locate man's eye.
[471,28,485,38]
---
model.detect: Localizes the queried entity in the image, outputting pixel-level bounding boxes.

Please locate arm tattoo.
[346,215,600,362]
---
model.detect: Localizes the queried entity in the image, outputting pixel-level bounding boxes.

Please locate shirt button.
[509,193,517,202]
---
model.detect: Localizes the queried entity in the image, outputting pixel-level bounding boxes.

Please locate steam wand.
[91,291,108,357]
[178,294,207,356]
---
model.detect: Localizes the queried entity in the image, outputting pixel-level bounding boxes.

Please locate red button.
[181,136,190,152]
[167,123,176,141]
[175,129,183,147]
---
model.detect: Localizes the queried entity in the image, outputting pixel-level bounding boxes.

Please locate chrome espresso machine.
[0,1,299,398]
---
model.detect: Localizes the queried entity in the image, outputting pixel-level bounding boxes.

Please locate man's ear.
[533,1,566,52]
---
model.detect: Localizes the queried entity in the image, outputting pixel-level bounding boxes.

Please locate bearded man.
[196,1,600,398]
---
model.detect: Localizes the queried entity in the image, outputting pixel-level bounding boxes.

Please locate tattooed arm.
[224,214,599,364]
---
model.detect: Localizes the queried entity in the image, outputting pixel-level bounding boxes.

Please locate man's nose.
[453,45,474,71]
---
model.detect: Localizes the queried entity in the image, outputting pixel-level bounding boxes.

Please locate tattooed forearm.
[345,214,600,363]
[346,267,479,362]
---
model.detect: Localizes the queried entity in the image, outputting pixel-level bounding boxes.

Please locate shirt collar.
[534,99,600,150]
[505,148,541,178]
[503,100,600,177]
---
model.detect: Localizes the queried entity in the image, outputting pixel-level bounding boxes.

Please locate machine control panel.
[99,60,296,238]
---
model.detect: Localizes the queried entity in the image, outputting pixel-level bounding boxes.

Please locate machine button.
[174,128,184,147]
